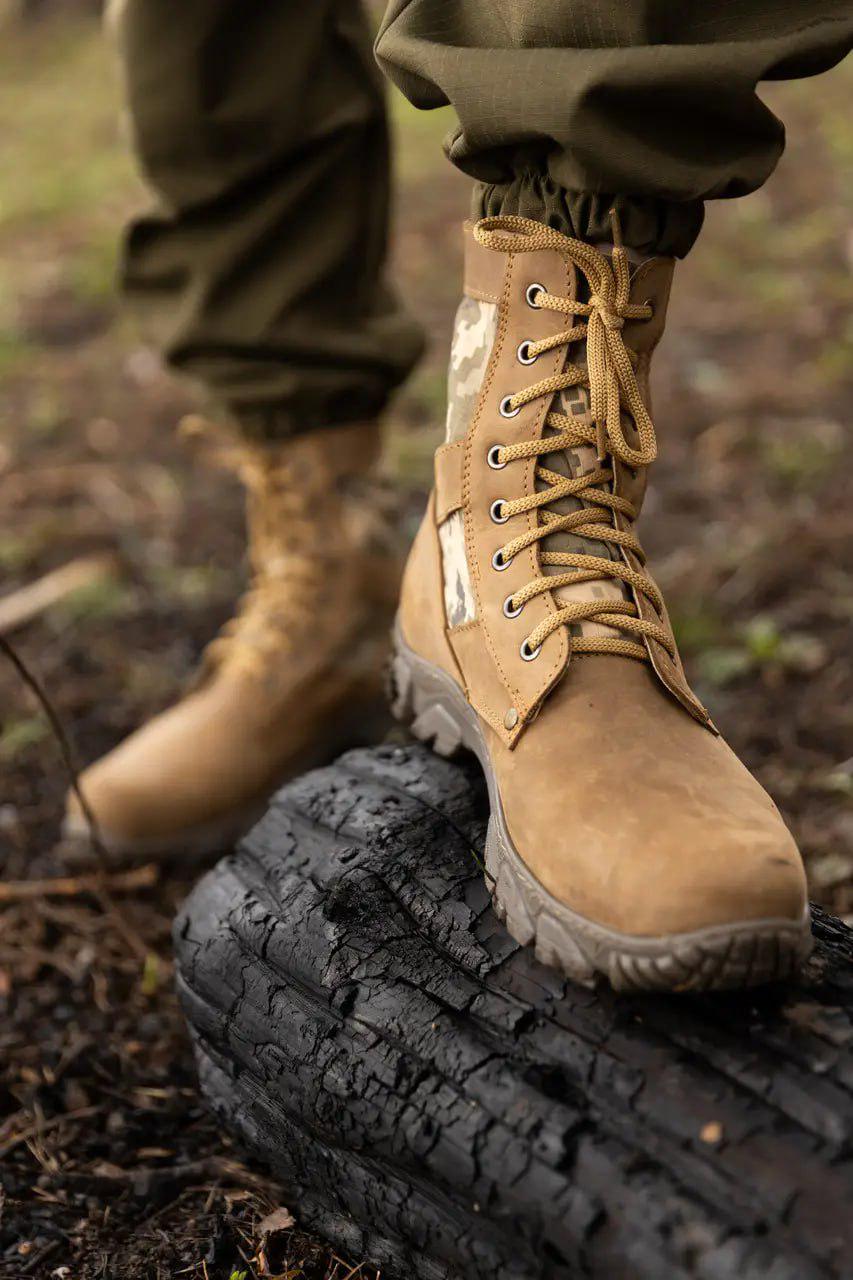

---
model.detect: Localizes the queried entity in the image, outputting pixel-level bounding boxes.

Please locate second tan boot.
[391,216,811,992]
[65,421,397,861]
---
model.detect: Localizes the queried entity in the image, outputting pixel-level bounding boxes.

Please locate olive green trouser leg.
[110,0,424,439]
[114,1,852,437]
[377,0,853,257]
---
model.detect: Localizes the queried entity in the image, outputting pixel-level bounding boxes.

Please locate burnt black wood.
[174,744,853,1280]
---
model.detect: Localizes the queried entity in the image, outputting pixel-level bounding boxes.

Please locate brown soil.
[0,15,850,1279]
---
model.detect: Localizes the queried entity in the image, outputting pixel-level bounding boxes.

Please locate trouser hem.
[474,172,705,259]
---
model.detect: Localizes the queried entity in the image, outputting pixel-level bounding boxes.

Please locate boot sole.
[388,624,813,993]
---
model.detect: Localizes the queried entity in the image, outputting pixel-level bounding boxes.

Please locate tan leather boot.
[391,216,811,992]
[65,421,397,860]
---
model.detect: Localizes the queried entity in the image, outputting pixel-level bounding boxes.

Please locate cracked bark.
[174,744,853,1280]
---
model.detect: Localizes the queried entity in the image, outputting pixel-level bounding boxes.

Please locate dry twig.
[0,554,115,634]
[0,863,158,903]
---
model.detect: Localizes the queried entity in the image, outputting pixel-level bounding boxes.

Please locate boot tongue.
[537,392,629,642]
[538,249,634,643]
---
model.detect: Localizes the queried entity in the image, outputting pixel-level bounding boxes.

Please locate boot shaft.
[425,218,710,745]
[215,420,384,572]
[184,419,399,676]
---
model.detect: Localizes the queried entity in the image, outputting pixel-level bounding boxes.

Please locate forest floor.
[1,11,851,1279]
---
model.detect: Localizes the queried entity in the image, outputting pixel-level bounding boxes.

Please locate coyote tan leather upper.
[65,421,396,859]
[394,217,809,990]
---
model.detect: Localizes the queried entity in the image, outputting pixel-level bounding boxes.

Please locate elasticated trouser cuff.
[474,174,705,261]
[378,0,853,260]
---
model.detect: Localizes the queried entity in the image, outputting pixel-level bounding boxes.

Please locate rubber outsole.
[388,625,813,993]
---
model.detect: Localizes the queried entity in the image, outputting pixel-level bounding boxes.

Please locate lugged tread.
[174,744,853,1280]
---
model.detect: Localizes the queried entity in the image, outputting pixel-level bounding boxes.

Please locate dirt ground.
[1,11,851,1279]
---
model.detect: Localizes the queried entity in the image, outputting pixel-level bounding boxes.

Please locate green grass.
[146,563,233,606]
[0,16,139,374]
[67,235,121,306]
[0,532,38,571]
[0,327,35,377]
[759,421,844,491]
[20,384,66,440]
[389,92,457,182]
[0,17,140,234]
[694,616,827,688]
[52,575,135,624]
[0,714,49,762]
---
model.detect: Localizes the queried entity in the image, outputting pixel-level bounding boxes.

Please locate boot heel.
[388,631,465,758]
[386,647,415,725]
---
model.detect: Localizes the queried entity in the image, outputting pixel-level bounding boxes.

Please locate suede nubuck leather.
[65,422,395,861]
[393,217,811,993]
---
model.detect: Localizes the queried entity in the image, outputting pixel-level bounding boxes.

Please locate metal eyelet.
[487,444,506,470]
[490,499,509,525]
[526,282,546,309]
[520,639,542,661]
[492,548,512,572]
[499,395,520,418]
[517,340,538,366]
[503,594,524,619]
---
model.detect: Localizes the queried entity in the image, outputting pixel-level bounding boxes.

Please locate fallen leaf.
[257,1206,296,1239]
[140,953,160,997]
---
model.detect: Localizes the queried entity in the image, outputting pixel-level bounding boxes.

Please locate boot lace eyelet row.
[475,215,678,668]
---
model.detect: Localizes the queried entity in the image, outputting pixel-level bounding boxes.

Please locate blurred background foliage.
[1,2,851,909]
[0,5,850,1278]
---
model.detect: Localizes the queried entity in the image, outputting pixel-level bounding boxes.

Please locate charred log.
[174,744,853,1280]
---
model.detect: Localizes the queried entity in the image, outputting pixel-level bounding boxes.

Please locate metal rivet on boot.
[504,708,519,730]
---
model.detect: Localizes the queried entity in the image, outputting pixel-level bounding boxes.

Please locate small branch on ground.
[0,554,116,635]
[0,862,158,903]
[0,633,159,965]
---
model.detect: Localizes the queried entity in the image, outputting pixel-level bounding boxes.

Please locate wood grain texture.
[174,744,853,1280]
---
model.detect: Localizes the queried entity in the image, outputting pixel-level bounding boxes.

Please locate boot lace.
[180,418,321,680]
[474,216,676,664]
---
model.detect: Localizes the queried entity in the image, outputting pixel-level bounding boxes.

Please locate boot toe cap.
[621,825,808,937]
[64,760,174,854]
